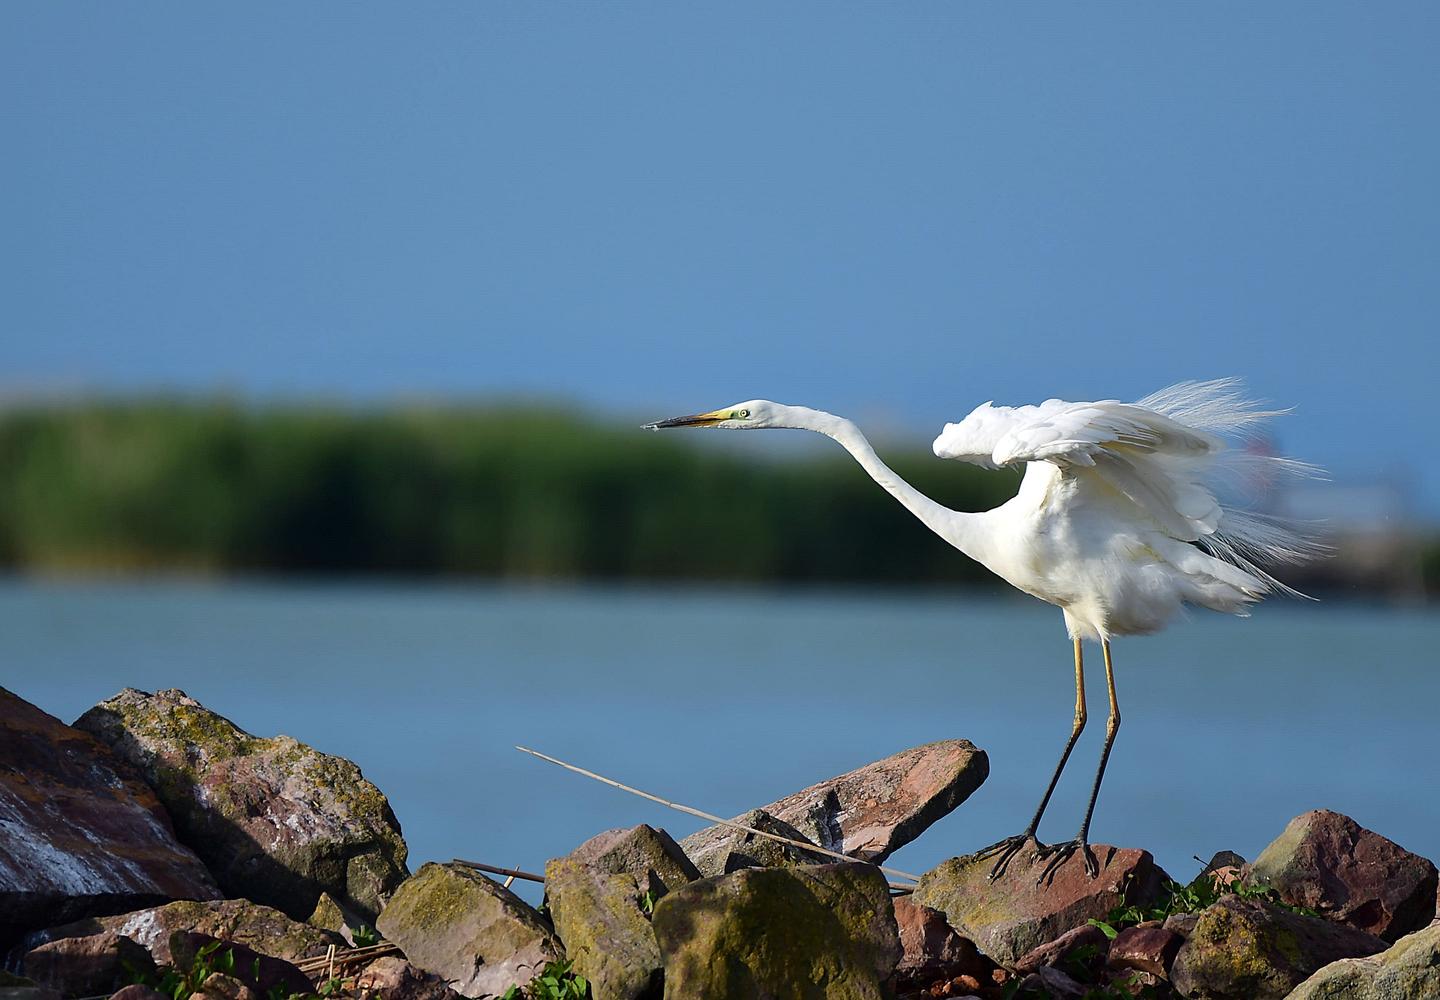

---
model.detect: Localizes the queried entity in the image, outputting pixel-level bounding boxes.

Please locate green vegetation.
[1087,874,1317,941]
[126,940,340,1000]
[0,399,1015,583]
[500,958,590,1000]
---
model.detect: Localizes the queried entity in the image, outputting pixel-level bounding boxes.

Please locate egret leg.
[977,639,1087,879]
[1037,638,1120,882]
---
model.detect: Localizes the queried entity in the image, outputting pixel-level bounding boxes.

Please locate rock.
[1012,922,1110,975]
[1168,895,1388,1000]
[22,931,154,997]
[913,844,1167,966]
[568,825,700,900]
[34,898,343,965]
[169,932,313,999]
[306,891,362,946]
[1016,965,1086,999]
[0,688,220,944]
[1286,920,1440,999]
[545,856,661,1000]
[188,973,258,1000]
[355,957,467,1000]
[375,862,561,999]
[1248,809,1438,942]
[651,861,900,1000]
[1163,911,1201,939]
[1106,925,1181,979]
[110,987,169,1000]
[679,808,832,877]
[890,896,993,988]
[680,741,987,870]
[0,989,60,1000]
[74,688,408,921]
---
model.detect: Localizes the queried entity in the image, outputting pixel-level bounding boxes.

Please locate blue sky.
[3,5,1437,510]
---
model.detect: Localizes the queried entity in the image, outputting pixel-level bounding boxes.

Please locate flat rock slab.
[914,844,1167,966]
[1169,896,1387,1000]
[21,931,153,998]
[354,957,468,1000]
[75,688,408,920]
[376,862,561,999]
[1249,809,1438,942]
[0,687,220,945]
[33,898,343,965]
[652,862,901,1000]
[682,741,987,873]
[1287,920,1440,1000]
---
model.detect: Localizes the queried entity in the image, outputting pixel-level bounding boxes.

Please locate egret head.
[642,399,787,431]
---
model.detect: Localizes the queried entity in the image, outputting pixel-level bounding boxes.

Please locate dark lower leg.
[980,639,1086,878]
[1039,639,1119,881]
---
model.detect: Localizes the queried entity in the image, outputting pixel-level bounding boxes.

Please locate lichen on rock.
[73,688,408,921]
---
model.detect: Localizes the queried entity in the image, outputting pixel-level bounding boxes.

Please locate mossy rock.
[651,861,900,1000]
[1287,921,1440,999]
[74,688,408,920]
[376,863,561,999]
[546,856,662,1000]
[679,808,831,878]
[1169,895,1388,1000]
[568,825,701,901]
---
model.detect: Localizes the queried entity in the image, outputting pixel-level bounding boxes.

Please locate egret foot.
[975,833,1040,880]
[1035,837,1099,883]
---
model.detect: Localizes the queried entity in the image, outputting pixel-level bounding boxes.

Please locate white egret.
[644,379,1320,879]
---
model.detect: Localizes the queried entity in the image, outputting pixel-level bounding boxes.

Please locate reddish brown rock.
[22,931,154,997]
[354,957,467,1000]
[74,688,408,921]
[1106,925,1182,978]
[914,844,1167,966]
[188,973,258,1000]
[681,740,988,870]
[891,896,994,988]
[1248,809,1437,942]
[0,688,220,944]
[1012,922,1110,975]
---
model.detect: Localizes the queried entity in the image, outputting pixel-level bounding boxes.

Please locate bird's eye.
[737,409,750,419]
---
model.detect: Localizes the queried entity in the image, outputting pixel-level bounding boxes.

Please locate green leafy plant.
[351,923,380,947]
[1087,871,1319,940]
[638,890,657,916]
[500,959,590,1000]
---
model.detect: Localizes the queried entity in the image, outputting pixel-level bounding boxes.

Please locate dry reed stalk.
[514,744,921,883]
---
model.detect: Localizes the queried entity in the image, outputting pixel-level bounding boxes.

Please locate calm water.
[3,578,1436,902]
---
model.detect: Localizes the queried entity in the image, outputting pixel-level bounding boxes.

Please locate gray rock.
[651,862,900,1000]
[1248,809,1437,942]
[914,844,1167,967]
[109,987,169,1000]
[1286,921,1440,999]
[375,862,562,999]
[74,688,408,920]
[679,808,831,877]
[680,741,987,868]
[0,989,60,1000]
[0,687,219,945]
[1168,895,1388,1000]
[567,825,700,900]
[545,856,661,1000]
[21,931,153,997]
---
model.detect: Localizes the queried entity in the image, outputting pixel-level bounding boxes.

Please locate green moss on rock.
[651,862,899,1000]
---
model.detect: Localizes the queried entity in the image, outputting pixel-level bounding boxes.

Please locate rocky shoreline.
[3,684,1437,1000]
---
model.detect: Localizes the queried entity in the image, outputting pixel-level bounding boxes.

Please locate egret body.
[645,379,1319,878]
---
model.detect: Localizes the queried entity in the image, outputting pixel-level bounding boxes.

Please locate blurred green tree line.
[0,400,1021,583]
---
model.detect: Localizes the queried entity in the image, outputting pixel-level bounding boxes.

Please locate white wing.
[933,380,1323,592]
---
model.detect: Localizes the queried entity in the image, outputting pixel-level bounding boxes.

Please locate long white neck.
[793,408,986,560]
